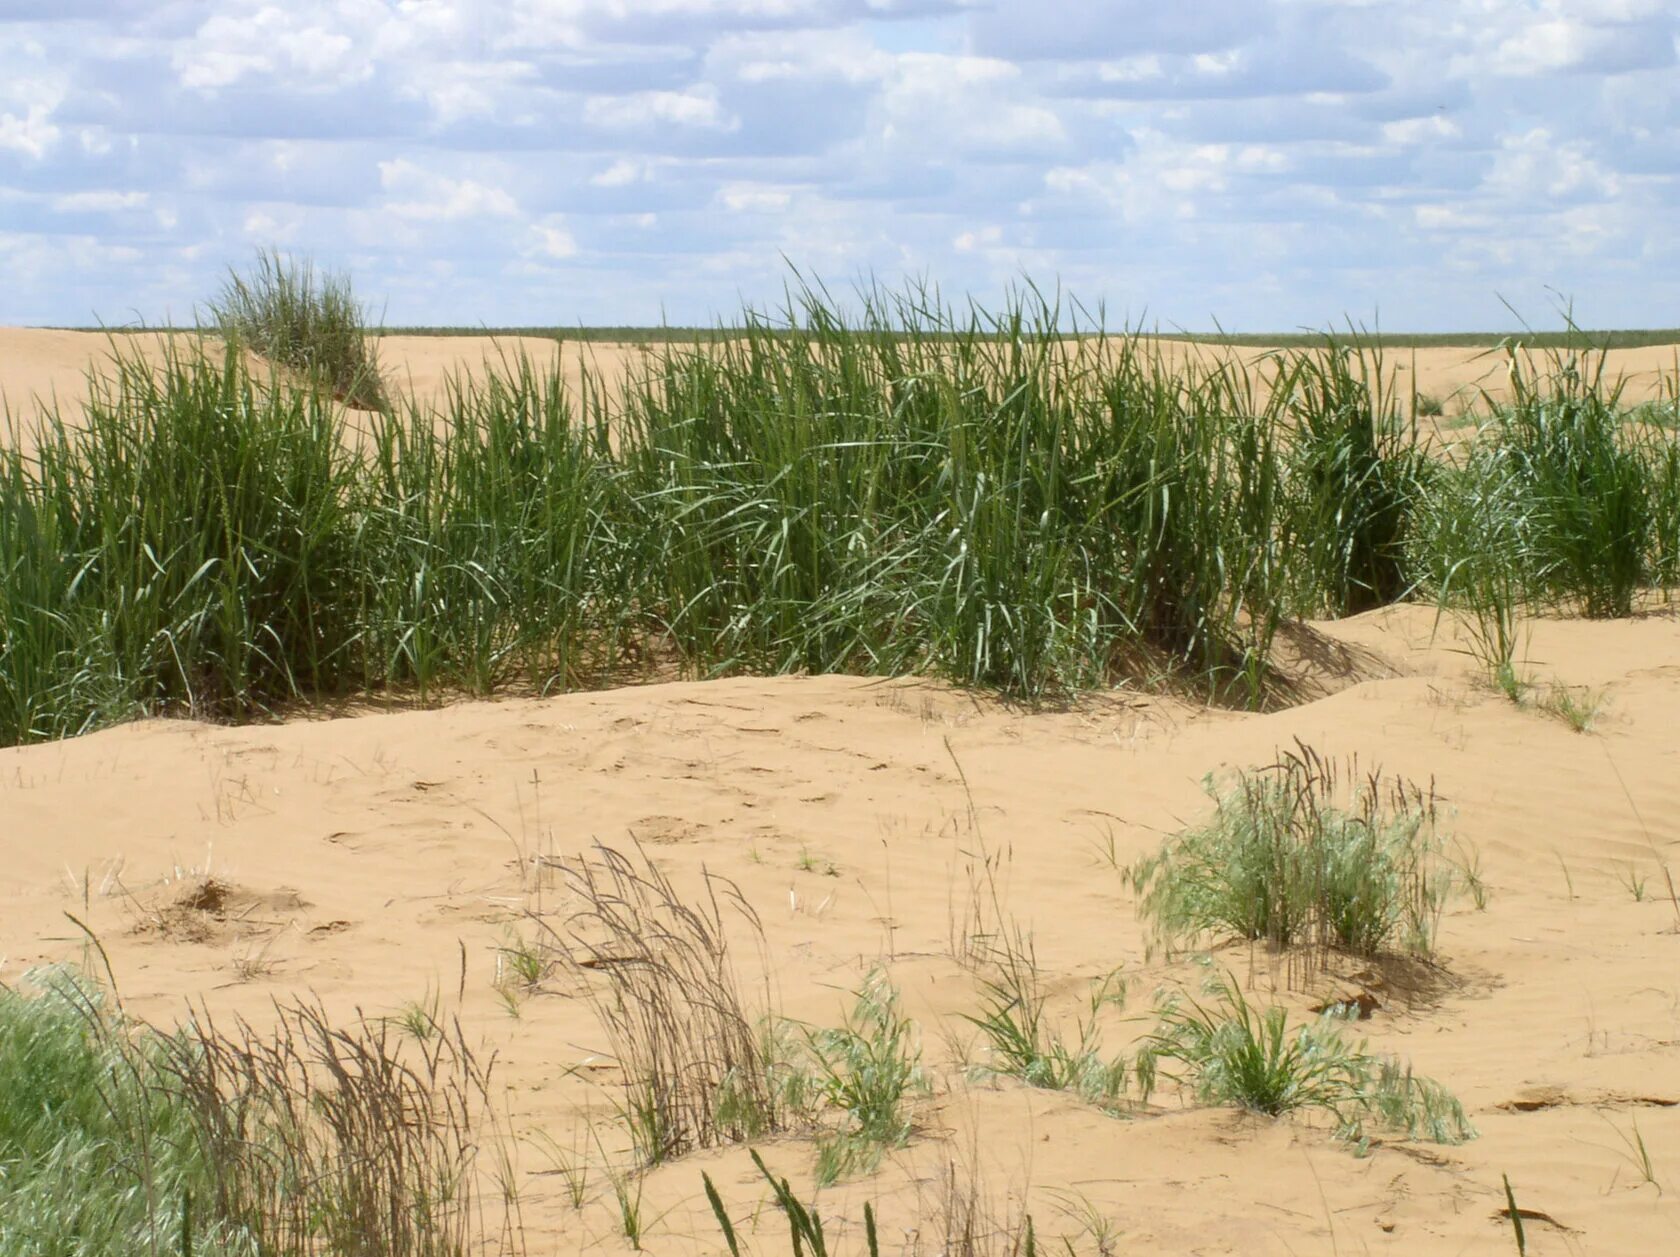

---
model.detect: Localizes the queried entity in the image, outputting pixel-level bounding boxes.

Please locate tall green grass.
[209,249,388,410]
[3,280,1677,747]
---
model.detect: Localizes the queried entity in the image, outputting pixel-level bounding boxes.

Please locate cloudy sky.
[2,0,1676,330]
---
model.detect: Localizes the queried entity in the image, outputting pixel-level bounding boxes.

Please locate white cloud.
[0,104,60,159]
[592,159,650,187]
[378,159,520,220]
[174,6,368,91]
[0,0,1676,330]
[584,88,737,131]
[528,216,578,259]
[52,190,149,212]
[718,183,793,211]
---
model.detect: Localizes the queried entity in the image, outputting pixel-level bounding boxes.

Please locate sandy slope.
[3,604,1678,1255]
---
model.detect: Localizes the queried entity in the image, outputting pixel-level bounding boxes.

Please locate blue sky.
[2,0,1676,330]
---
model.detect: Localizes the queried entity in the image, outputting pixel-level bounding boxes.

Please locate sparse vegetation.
[1127,744,1456,976]
[1539,682,1606,732]
[1137,970,1475,1148]
[963,927,1129,1111]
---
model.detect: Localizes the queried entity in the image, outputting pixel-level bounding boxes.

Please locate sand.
[3,330,1679,1254]
[3,329,1676,433]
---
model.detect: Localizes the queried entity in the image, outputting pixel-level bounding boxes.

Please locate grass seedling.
[1600,1110,1661,1192]
[498,933,547,990]
[797,847,839,877]
[1048,1190,1120,1257]
[391,989,442,1042]
[1539,683,1606,733]
[531,1125,593,1211]
[608,1162,649,1250]
[1451,840,1490,911]
[1502,1174,1527,1255]
[1616,864,1649,903]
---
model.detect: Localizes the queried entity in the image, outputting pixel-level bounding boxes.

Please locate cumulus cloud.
[0,0,1675,329]
[378,159,520,220]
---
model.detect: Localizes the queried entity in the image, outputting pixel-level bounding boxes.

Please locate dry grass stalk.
[541,841,787,1165]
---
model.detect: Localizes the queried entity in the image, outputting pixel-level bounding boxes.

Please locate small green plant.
[1502,1174,1527,1255]
[1600,1110,1661,1192]
[209,248,387,410]
[1048,1190,1120,1256]
[608,1161,649,1250]
[797,847,839,877]
[391,990,441,1043]
[963,927,1129,1110]
[1138,971,1474,1148]
[1128,744,1454,977]
[1451,840,1490,911]
[531,1125,593,1211]
[1539,683,1606,732]
[1616,864,1649,903]
[801,969,925,1184]
[497,933,547,990]
[1415,392,1445,418]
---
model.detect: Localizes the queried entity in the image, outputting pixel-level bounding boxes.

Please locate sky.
[1,0,1677,331]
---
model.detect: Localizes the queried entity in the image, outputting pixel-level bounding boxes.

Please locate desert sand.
[3,332,1679,1255]
[4,328,1677,431]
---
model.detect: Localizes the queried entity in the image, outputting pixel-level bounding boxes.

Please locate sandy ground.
[3,329,1680,1254]
[3,328,1676,438]
[2,608,1678,1254]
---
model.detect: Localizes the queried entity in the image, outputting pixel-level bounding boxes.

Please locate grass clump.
[209,249,387,410]
[5,275,1679,749]
[0,967,510,1257]
[545,843,795,1166]
[0,970,226,1256]
[963,927,1130,1111]
[801,968,926,1184]
[1138,971,1475,1148]
[1127,743,1454,976]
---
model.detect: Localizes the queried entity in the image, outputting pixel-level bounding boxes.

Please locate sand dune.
[3,326,1679,1253]
[3,603,1678,1254]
